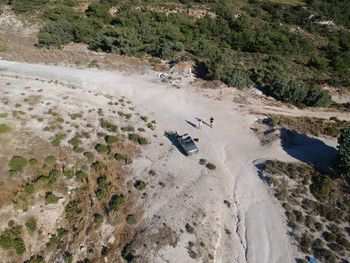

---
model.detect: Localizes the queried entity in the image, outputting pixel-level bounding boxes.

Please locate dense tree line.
[4,0,349,107]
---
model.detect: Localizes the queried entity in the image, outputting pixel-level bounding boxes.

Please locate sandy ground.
[0,60,340,263]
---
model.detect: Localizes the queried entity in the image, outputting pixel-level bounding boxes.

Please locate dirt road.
[1,60,338,262]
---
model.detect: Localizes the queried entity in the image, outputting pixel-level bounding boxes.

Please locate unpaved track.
[1,60,337,263]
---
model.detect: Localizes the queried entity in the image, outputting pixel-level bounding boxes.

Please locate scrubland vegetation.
[261,127,350,262]
[0,79,154,261]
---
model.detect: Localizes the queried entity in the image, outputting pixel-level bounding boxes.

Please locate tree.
[334,127,350,181]
[310,174,334,201]
[304,88,332,107]
[308,55,328,70]
[37,20,75,47]
[85,3,111,23]
[268,77,308,104]
[224,69,252,89]
[203,49,252,88]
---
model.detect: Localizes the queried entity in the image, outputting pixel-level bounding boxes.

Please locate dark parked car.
[176,133,199,156]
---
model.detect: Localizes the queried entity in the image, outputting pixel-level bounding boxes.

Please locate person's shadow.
[195,117,211,127]
[185,120,197,129]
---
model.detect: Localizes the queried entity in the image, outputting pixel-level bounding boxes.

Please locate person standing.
[210,117,214,128]
[198,119,203,129]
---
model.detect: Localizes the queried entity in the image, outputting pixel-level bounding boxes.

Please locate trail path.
[0,60,339,263]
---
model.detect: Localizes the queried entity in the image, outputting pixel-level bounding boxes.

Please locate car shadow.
[280,128,337,171]
[164,131,187,156]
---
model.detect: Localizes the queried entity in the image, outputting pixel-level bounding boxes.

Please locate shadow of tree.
[280,128,337,171]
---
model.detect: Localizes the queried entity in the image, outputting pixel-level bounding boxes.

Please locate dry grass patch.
[270,115,350,137]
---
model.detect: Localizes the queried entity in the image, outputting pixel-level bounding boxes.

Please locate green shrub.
[0,124,10,133]
[25,217,37,232]
[114,153,127,161]
[95,143,108,153]
[47,170,58,185]
[0,226,25,255]
[134,180,146,190]
[93,213,103,224]
[108,194,125,211]
[63,170,74,179]
[206,163,216,170]
[65,200,78,219]
[96,176,109,199]
[11,0,49,13]
[100,119,117,132]
[85,3,111,23]
[45,155,56,165]
[268,77,308,105]
[0,225,25,255]
[73,146,84,153]
[299,232,313,253]
[128,133,148,144]
[323,231,336,242]
[304,88,332,107]
[37,20,75,47]
[336,235,350,249]
[126,214,137,225]
[205,49,252,89]
[310,175,334,201]
[88,59,99,68]
[128,133,139,142]
[97,176,108,188]
[0,113,8,118]
[313,238,324,249]
[308,55,328,70]
[83,151,94,160]
[46,234,61,249]
[224,69,252,89]
[75,170,87,181]
[29,158,38,165]
[146,123,155,130]
[114,153,132,164]
[9,156,27,172]
[95,188,106,199]
[57,228,68,238]
[185,223,194,233]
[121,126,135,132]
[137,136,148,145]
[45,192,59,204]
[52,133,66,146]
[199,159,206,165]
[68,134,82,147]
[24,184,35,194]
[91,160,106,172]
[105,135,118,144]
